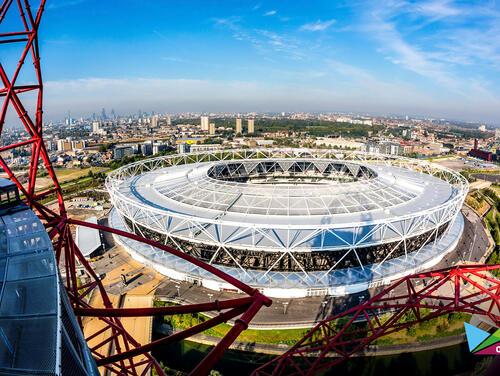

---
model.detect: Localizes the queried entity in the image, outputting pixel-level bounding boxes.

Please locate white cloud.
[362,1,500,71]
[38,77,367,121]
[264,10,277,16]
[332,1,500,121]
[252,3,261,11]
[373,23,454,85]
[300,19,336,32]
[33,73,500,124]
[213,17,306,60]
[414,0,461,19]
[361,3,458,86]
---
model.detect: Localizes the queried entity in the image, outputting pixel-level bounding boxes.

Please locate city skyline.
[3,0,500,124]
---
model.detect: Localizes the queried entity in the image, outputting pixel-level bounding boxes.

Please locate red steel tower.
[0,1,271,375]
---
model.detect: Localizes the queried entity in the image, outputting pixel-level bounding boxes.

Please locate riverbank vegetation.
[465,186,500,273]
[153,300,471,348]
[482,186,500,275]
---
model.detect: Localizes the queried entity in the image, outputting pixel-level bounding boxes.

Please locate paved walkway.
[83,244,163,375]
[82,293,121,374]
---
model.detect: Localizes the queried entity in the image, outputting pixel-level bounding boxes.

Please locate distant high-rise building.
[101,108,107,121]
[235,118,242,134]
[247,118,255,134]
[209,123,216,135]
[91,121,101,134]
[113,145,134,160]
[66,111,73,126]
[200,116,209,131]
[57,139,72,152]
[111,109,116,120]
[166,116,172,126]
[495,128,500,139]
[151,115,159,128]
[140,142,153,156]
[153,142,169,155]
[71,140,86,150]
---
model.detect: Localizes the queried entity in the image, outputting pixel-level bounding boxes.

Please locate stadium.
[107,148,468,298]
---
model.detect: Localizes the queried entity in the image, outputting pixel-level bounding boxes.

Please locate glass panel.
[0,231,7,256]
[8,234,49,254]
[0,276,57,316]
[6,252,56,281]
[0,317,56,372]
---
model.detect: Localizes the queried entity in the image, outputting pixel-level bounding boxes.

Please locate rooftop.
[121,159,454,226]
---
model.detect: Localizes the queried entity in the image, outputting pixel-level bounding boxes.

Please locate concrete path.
[83,247,163,375]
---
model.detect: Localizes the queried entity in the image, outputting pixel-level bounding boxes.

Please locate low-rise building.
[315,137,364,150]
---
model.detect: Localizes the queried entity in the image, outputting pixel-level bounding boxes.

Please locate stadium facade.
[107,149,468,298]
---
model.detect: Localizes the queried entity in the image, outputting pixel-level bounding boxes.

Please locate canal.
[152,334,492,376]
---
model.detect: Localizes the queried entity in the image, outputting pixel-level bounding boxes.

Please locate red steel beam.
[253,264,500,376]
[10,3,497,376]
[68,217,272,302]
[75,296,255,317]
[95,305,250,367]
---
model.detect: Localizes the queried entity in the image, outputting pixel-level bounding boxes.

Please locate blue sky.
[4,0,500,124]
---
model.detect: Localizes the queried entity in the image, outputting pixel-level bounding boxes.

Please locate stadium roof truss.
[107,149,468,295]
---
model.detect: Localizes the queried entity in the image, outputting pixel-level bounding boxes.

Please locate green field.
[53,167,108,182]
[154,300,309,345]
[154,301,470,347]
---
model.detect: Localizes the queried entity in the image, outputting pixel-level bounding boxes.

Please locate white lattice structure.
[107,149,468,298]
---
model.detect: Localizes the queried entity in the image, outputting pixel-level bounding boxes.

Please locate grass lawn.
[373,314,469,345]
[490,185,500,197]
[155,301,309,345]
[155,301,470,347]
[53,167,108,183]
[204,323,309,346]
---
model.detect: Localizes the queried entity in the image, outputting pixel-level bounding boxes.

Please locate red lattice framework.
[2,2,500,376]
[253,264,500,376]
[0,1,271,375]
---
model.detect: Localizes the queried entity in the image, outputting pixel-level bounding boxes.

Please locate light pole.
[321,300,328,316]
[282,301,289,315]
[175,284,180,298]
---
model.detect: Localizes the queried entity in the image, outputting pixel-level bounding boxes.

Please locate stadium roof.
[108,150,466,252]
[76,216,102,257]
[134,160,451,223]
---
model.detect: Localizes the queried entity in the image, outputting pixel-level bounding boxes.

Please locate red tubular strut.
[253,264,500,376]
[75,296,255,317]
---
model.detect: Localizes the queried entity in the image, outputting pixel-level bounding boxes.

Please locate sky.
[3,0,500,124]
